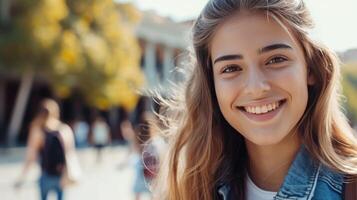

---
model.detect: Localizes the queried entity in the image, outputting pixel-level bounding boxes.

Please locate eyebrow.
[213,43,292,64]
[213,54,243,64]
[259,43,292,54]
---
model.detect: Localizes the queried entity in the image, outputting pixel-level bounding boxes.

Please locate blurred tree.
[0,0,144,145]
[52,0,144,110]
[53,0,144,110]
[341,63,357,125]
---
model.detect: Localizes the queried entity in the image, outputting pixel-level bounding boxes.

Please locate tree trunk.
[6,71,34,146]
[109,107,118,139]
[0,79,5,139]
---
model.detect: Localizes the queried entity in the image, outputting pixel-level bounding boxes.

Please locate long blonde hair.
[152,0,357,199]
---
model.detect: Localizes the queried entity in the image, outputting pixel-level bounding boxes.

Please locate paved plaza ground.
[0,145,151,200]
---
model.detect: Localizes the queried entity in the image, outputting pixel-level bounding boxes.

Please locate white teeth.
[262,105,268,113]
[256,107,261,114]
[243,101,282,115]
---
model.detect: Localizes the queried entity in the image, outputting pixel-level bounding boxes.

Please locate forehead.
[210,11,300,58]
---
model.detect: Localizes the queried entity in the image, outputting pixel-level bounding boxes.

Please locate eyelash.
[221,64,242,73]
[266,56,288,65]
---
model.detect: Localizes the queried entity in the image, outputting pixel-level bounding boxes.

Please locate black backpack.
[40,130,66,176]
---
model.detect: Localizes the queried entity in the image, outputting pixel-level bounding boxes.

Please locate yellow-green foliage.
[0,0,144,111]
[341,63,357,123]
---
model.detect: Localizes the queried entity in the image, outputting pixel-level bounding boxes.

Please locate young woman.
[152,0,357,199]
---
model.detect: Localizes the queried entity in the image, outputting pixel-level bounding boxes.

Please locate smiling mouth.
[237,99,287,115]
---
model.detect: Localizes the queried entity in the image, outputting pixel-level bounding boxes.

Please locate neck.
[245,133,301,192]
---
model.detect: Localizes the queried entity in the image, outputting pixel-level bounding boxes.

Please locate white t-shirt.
[245,174,277,200]
[92,122,110,145]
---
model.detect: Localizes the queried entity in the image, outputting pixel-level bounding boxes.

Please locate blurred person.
[91,116,111,163]
[15,98,81,200]
[141,112,166,180]
[152,0,357,200]
[72,117,89,148]
[119,112,156,200]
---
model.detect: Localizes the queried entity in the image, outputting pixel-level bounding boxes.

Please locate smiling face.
[211,11,314,146]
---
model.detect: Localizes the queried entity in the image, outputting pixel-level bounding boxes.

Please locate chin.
[243,132,288,146]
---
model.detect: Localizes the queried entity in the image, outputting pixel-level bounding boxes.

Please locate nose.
[243,66,271,97]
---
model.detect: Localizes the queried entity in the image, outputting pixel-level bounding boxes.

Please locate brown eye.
[222,65,242,73]
[266,56,288,65]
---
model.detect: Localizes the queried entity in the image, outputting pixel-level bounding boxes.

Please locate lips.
[237,99,287,115]
[236,99,287,122]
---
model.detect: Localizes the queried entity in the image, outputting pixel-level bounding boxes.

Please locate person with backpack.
[15,98,80,200]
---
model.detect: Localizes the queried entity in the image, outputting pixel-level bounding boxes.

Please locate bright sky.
[119,0,357,52]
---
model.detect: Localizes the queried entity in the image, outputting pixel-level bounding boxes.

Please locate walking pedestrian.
[15,98,81,200]
[72,117,89,148]
[91,116,111,163]
[120,112,157,200]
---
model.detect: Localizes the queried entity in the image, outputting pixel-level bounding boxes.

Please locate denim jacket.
[216,146,344,200]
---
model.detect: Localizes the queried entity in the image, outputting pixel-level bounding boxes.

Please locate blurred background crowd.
[0,0,356,200]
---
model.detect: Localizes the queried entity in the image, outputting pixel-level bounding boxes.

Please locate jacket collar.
[216,145,321,200]
[274,145,321,200]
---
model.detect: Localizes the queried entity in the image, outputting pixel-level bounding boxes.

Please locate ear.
[307,66,316,85]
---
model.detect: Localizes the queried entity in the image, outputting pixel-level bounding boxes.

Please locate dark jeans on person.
[39,172,63,200]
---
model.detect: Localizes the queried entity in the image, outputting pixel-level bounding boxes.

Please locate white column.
[144,41,157,88]
[163,46,174,85]
[108,107,118,137]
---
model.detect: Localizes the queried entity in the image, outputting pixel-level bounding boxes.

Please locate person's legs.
[39,172,63,200]
[97,147,101,162]
[55,184,64,200]
[39,174,50,200]
[95,145,104,163]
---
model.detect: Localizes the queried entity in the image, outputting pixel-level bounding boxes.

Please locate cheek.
[273,64,309,91]
[276,65,309,111]
[214,78,243,111]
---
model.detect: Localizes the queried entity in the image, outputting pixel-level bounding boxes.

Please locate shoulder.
[58,123,73,135]
[58,123,71,131]
[57,123,75,144]
[313,165,344,200]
